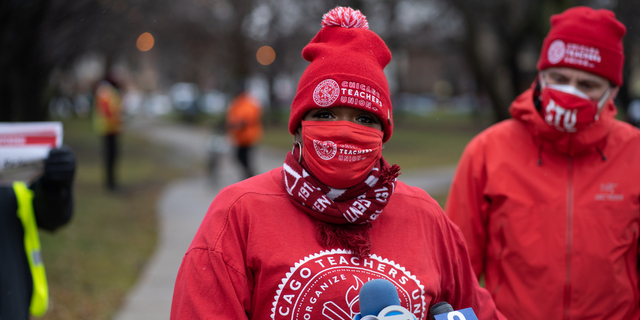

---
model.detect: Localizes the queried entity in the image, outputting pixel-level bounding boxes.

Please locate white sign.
[0,122,63,183]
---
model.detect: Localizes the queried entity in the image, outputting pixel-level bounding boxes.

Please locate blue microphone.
[430,301,478,320]
[354,279,416,320]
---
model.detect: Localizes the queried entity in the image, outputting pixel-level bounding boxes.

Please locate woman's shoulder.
[393,180,438,199]
[191,168,291,249]
[381,181,461,239]
[390,181,446,217]
[203,168,289,222]
[216,167,286,199]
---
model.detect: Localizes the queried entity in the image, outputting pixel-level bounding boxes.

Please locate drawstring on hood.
[596,147,607,161]
[537,144,544,166]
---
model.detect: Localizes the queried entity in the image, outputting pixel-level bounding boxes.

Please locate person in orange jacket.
[446,6,640,320]
[225,88,263,179]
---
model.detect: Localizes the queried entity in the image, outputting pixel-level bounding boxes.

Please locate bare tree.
[613,0,640,120]
[445,0,575,121]
[0,0,55,121]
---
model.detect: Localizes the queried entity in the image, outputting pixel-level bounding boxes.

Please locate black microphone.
[430,302,454,320]
[430,301,479,320]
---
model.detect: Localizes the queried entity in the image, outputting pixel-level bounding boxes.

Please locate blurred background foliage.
[1,0,639,125]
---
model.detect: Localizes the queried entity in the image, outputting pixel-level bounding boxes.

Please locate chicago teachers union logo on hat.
[313,140,337,160]
[548,39,566,64]
[313,79,340,107]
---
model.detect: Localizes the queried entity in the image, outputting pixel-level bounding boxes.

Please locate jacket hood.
[509,83,617,157]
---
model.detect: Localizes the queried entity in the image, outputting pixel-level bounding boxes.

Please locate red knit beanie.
[288,7,393,142]
[537,6,626,86]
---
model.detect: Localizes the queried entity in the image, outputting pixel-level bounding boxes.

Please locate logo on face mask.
[544,99,577,132]
[314,140,338,160]
[540,83,604,133]
[313,79,341,107]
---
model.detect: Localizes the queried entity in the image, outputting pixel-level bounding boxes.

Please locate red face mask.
[540,84,610,133]
[301,120,383,189]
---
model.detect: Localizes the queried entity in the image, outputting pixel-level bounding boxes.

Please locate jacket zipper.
[564,156,574,320]
[626,229,639,309]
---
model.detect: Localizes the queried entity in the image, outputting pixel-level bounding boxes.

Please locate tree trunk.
[614,0,640,121]
[0,0,51,121]
[460,11,511,122]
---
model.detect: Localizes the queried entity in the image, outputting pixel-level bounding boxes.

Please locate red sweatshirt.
[446,87,640,320]
[171,168,504,320]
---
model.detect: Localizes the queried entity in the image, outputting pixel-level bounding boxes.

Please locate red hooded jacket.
[446,86,640,319]
[171,168,505,320]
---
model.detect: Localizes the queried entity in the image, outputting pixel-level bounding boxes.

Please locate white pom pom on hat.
[321,6,370,30]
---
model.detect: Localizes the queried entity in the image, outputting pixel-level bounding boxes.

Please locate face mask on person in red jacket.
[539,71,612,133]
[301,120,383,189]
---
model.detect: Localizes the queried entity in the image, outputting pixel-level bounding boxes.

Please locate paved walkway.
[112,120,455,320]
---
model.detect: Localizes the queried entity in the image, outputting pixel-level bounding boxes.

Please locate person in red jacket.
[446,6,640,320]
[171,7,504,320]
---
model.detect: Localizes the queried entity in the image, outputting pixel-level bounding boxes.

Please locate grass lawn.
[39,118,182,320]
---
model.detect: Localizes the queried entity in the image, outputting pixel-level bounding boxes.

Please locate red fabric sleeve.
[171,186,254,319]
[433,203,505,320]
[445,136,490,278]
[170,248,252,319]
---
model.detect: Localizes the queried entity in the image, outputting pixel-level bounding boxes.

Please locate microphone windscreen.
[359,279,401,317]
[430,302,454,319]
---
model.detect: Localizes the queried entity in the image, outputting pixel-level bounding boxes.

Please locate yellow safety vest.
[13,181,49,317]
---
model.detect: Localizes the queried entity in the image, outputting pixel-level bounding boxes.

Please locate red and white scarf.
[282,148,400,256]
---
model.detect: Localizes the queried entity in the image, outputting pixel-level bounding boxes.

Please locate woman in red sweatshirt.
[170,7,504,320]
